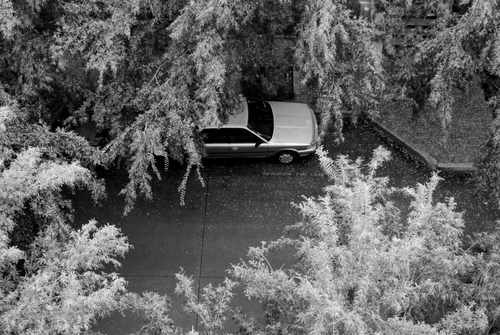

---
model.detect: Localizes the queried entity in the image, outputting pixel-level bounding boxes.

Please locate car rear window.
[247,101,273,141]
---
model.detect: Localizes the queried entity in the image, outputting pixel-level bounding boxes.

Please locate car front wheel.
[277,151,296,164]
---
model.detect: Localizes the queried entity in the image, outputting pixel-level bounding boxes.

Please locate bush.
[224,146,500,334]
[137,146,500,334]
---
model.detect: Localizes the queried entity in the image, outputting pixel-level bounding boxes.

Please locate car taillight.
[311,136,320,148]
[309,109,319,146]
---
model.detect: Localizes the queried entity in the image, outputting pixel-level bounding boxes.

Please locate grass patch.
[376,82,492,163]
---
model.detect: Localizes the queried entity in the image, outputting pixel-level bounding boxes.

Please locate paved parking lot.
[73,123,496,333]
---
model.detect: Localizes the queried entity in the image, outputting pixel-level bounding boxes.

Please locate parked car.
[201,100,319,164]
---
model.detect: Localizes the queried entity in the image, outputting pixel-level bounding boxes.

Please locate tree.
[2,101,500,334]
[295,0,384,139]
[376,0,500,207]
[0,0,385,211]
[411,1,500,204]
[1,1,499,209]
[123,147,500,335]
[0,106,132,334]
[0,220,131,334]
[1,1,499,333]
[226,147,500,334]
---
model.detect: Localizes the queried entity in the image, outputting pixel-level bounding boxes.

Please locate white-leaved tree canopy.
[0,106,132,334]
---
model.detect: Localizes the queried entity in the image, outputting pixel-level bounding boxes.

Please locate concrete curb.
[365,116,477,175]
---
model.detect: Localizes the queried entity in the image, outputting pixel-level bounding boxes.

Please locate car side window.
[201,128,260,144]
[224,128,260,143]
[201,129,228,143]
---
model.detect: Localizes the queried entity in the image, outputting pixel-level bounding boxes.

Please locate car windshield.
[247,101,273,141]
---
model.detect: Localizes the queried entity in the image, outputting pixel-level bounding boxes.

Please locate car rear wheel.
[277,151,296,164]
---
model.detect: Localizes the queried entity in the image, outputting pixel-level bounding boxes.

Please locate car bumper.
[298,108,320,157]
[296,145,318,157]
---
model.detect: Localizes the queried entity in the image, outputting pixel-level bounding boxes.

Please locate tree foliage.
[368,0,500,207]
[404,1,497,130]
[116,147,500,335]
[83,147,499,335]
[1,220,130,335]
[225,147,500,334]
[1,0,499,208]
[1,1,499,333]
[2,100,500,335]
[0,105,135,334]
[296,0,384,139]
[0,0,387,210]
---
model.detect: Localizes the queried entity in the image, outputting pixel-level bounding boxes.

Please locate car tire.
[277,151,297,164]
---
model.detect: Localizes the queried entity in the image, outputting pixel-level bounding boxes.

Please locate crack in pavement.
[195,171,210,330]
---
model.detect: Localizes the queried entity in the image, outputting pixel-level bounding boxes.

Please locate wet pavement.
[72,122,498,333]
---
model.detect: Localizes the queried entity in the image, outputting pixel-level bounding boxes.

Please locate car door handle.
[231,146,238,151]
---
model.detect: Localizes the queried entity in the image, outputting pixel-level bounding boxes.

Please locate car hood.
[268,101,315,144]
